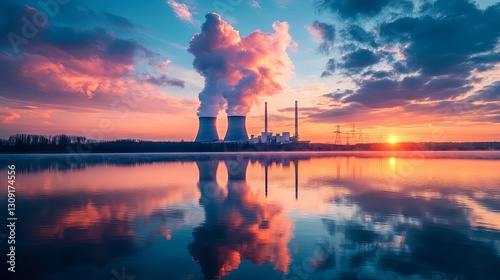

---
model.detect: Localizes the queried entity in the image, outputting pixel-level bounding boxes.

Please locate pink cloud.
[167,0,196,24]
[3,51,194,117]
[161,59,172,70]
[188,13,296,116]
[306,25,324,42]
[20,53,136,98]
[0,108,21,123]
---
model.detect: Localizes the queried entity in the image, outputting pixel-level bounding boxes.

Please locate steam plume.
[188,13,295,117]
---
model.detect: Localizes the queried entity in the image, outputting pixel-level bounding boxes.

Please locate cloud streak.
[167,0,197,24]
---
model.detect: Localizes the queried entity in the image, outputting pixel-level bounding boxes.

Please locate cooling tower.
[195,117,219,142]
[224,116,248,142]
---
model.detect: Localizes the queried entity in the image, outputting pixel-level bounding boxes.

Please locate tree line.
[1,134,90,147]
[0,133,499,153]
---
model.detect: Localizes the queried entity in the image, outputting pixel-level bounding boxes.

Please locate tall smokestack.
[265,102,268,133]
[224,116,248,142]
[195,117,219,142]
[294,101,298,139]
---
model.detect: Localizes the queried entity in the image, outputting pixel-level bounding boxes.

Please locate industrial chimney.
[294,100,298,140]
[265,102,268,133]
[195,117,219,142]
[224,116,248,142]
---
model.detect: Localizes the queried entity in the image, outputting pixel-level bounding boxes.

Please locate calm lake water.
[1,152,499,280]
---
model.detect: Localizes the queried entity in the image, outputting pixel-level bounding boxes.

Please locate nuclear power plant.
[195,117,220,142]
[194,101,301,143]
[249,100,299,144]
[224,116,249,142]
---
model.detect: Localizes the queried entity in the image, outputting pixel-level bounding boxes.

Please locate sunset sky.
[1,0,499,142]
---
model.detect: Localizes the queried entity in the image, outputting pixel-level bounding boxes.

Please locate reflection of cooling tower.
[196,160,219,181]
[225,159,248,181]
[195,117,219,142]
[224,116,248,142]
[190,157,292,278]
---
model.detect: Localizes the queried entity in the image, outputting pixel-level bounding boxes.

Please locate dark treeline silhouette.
[0,134,499,153]
[1,134,90,147]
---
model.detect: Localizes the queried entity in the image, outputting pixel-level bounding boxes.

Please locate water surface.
[1,152,499,280]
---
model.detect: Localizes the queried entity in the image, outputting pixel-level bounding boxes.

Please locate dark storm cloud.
[342,48,381,68]
[0,2,148,62]
[321,58,336,77]
[0,1,49,49]
[37,26,148,64]
[145,74,186,88]
[380,4,500,77]
[345,76,472,108]
[311,0,500,119]
[310,20,336,54]
[102,12,138,30]
[314,0,392,18]
[342,24,377,47]
[368,70,391,79]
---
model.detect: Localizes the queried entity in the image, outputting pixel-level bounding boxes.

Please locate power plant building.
[194,101,300,143]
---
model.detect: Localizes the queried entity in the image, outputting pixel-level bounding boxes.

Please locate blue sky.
[0,0,499,142]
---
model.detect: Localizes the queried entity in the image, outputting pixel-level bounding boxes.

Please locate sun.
[389,137,397,143]
[389,157,396,165]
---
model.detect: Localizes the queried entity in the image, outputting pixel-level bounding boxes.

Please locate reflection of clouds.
[37,201,133,240]
[34,186,195,242]
[297,155,500,278]
[190,159,293,279]
[315,185,500,279]
[455,195,500,231]
[6,153,500,279]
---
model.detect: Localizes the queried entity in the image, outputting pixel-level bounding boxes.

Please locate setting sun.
[390,137,397,143]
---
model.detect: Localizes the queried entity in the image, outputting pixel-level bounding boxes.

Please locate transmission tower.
[350,124,357,145]
[334,125,342,145]
[358,128,364,143]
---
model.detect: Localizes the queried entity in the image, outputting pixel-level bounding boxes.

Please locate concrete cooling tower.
[224,116,249,142]
[195,117,219,142]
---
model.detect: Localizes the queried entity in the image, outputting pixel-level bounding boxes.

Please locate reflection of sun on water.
[389,157,396,165]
